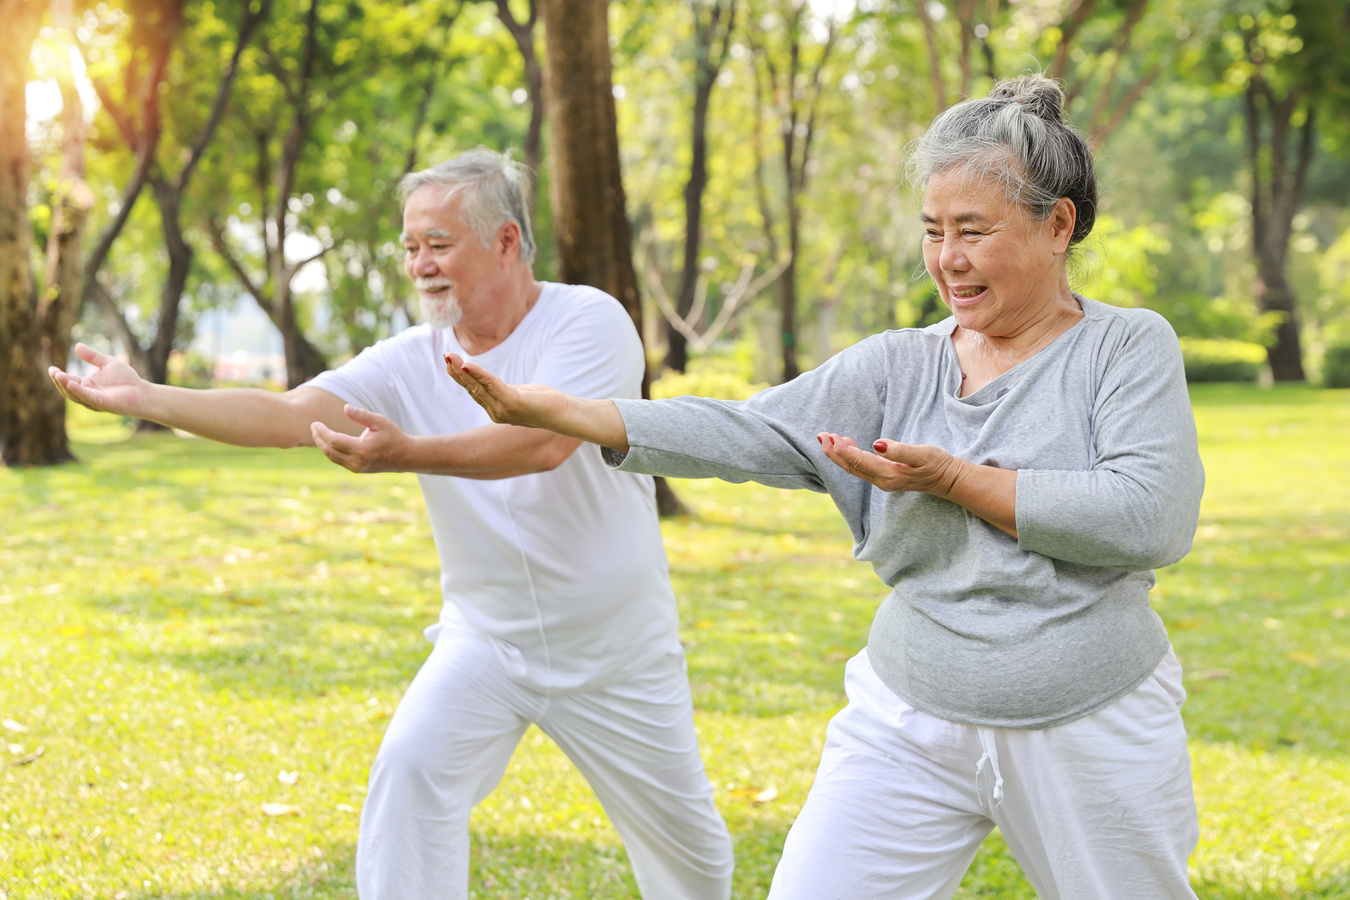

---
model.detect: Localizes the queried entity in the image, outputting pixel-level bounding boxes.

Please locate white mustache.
[415,278,453,292]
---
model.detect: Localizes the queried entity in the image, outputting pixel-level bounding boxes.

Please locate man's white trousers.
[767,647,1200,900]
[355,628,733,900]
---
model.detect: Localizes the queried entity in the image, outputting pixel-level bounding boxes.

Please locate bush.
[650,368,769,401]
[1324,343,1350,389]
[1178,338,1267,384]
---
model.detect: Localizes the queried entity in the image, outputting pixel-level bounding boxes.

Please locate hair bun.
[988,75,1066,125]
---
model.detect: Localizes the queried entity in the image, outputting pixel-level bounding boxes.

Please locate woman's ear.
[1049,197,1077,255]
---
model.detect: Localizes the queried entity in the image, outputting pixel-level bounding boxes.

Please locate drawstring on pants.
[975,727,1004,807]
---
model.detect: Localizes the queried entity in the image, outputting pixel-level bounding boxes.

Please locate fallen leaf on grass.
[261,803,302,817]
[336,803,355,813]
[3,719,27,733]
[11,746,44,766]
[1286,651,1321,667]
[277,770,299,785]
[730,785,778,804]
[1193,669,1232,681]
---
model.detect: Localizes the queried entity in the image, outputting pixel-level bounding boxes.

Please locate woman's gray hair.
[906,74,1097,246]
[399,148,537,264]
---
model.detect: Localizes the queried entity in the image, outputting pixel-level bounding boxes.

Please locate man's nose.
[409,250,437,276]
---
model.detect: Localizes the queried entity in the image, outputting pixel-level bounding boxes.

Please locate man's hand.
[817,433,965,495]
[48,343,149,417]
[312,405,412,473]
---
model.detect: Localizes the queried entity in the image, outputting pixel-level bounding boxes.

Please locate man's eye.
[963,230,982,237]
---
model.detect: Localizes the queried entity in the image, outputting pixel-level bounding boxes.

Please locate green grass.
[1,384,1347,899]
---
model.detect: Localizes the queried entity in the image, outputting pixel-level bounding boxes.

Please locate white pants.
[768,648,1200,900]
[355,629,733,900]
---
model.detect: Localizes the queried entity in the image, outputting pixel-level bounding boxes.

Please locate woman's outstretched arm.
[444,352,630,452]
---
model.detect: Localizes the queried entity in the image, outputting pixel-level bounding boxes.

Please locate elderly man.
[49,149,733,900]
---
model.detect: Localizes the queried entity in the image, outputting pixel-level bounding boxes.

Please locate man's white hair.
[399,148,537,265]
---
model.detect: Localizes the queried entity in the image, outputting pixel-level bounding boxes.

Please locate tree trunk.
[539,0,688,515]
[495,0,544,216]
[34,48,94,457]
[1244,78,1310,382]
[1,1,74,467]
[667,75,713,374]
[666,0,734,374]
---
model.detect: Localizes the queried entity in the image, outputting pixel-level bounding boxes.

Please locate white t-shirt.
[307,282,680,692]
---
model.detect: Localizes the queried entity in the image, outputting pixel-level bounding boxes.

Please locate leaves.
[260,802,302,816]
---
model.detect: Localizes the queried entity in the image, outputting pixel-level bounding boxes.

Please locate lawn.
[1,383,1347,899]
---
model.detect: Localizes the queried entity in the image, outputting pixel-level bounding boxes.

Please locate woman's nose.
[939,242,967,272]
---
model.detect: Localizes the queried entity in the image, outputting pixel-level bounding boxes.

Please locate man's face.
[401,186,498,329]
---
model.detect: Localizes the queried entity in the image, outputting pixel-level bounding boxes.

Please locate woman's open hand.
[444,352,569,430]
[444,352,630,450]
[819,433,1018,536]
[818,433,964,495]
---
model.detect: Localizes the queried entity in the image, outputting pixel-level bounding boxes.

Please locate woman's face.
[921,167,1075,338]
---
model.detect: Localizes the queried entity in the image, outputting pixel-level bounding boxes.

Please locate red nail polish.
[873,440,888,452]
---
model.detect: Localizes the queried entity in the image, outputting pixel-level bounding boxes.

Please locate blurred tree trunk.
[539,0,687,515]
[90,0,264,410]
[1,0,75,467]
[35,7,95,460]
[1241,51,1312,381]
[207,0,330,388]
[750,2,836,383]
[495,0,543,217]
[666,0,736,374]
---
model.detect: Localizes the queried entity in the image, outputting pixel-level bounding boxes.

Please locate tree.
[0,0,67,466]
[493,0,543,217]
[205,0,338,387]
[539,0,686,515]
[748,0,839,382]
[34,0,95,459]
[84,0,267,403]
[664,0,737,373]
[1210,0,1350,380]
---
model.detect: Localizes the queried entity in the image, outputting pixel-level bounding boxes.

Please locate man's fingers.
[74,342,109,367]
[344,404,388,429]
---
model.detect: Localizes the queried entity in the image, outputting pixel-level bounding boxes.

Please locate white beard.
[415,279,462,329]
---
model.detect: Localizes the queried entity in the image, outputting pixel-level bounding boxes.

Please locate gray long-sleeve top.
[608,297,1204,729]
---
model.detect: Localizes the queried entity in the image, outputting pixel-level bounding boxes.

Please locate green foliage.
[166,349,216,389]
[1322,343,1350,388]
[1180,337,1268,383]
[650,368,769,401]
[2,388,1348,897]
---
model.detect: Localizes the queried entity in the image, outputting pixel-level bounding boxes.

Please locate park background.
[1,0,1348,897]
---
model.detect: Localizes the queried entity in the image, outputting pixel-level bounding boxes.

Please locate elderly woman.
[446,75,1204,899]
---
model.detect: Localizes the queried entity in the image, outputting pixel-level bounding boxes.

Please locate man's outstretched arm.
[50,342,358,448]
[311,404,582,479]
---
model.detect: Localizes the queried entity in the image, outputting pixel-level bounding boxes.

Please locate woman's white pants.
[355,629,733,900]
[767,647,1200,900]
